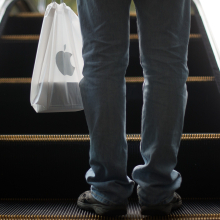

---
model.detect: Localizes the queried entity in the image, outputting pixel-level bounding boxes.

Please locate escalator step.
[3,12,200,36]
[0,35,210,78]
[130,13,200,34]
[128,35,213,77]
[2,14,43,35]
[130,12,137,34]
[0,77,219,134]
[2,12,137,35]
[126,78,220,133]
[0,134,220,198]
[0,199,220,219]
[191,14,201,33]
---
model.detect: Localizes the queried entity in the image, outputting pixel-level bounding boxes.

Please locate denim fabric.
[77,0,191,206]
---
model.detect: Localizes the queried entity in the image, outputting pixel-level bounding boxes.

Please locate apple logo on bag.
[56,45,75,76]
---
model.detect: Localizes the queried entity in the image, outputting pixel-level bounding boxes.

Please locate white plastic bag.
[30,0,84,113]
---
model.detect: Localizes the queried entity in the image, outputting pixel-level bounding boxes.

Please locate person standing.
[76,0,190,216]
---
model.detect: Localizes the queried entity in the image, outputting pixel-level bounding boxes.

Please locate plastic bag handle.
[52,0,64,3]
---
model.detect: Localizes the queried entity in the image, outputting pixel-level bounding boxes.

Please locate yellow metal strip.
[131,11,195,18]
[0,134,220,142]
[126,77,144,83]
[0,78,31,83]
[126,76,215,83]
[130,12,137,17]
[11,12,136,17]
[11,12,44,17]
[0,35,39,40]
[182,133,220,140]
[130,34,201,40]
[190,33,202,39]
[1,34,201,41]
[1,35,138,41]
[0,77,215,84]
[186,76,215,82]
[11,11,195,18]
[2,34,135,41]
[130,34,138,40]
[0,135,91,142]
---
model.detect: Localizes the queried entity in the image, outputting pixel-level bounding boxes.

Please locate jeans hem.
[91,188,128,206]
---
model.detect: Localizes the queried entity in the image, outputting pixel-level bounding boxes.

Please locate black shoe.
[77,190,127,216]
[138,188,182,216]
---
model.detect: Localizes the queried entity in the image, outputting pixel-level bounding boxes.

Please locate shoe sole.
[77,200,127,216]
[141,199,182,216]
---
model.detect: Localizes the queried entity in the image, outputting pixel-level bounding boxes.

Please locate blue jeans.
[77,0,190,206]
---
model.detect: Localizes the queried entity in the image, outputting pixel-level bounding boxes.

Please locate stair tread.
[0,199,220,218]
[4,12,199,36]
[0,34,211,78]
[0,138,220,198]
[0,81,220,134]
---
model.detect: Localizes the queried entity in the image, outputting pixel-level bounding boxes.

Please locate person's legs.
[77,0,135,206]
[132,0,191,205]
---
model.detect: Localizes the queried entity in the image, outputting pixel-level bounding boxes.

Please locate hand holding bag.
[30,0,84,113]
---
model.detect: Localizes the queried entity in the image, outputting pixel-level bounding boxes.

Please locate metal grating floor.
[0,199,220,219]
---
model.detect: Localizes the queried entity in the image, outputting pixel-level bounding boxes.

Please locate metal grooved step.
[0,199,220,220]
[0,76,215,84]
